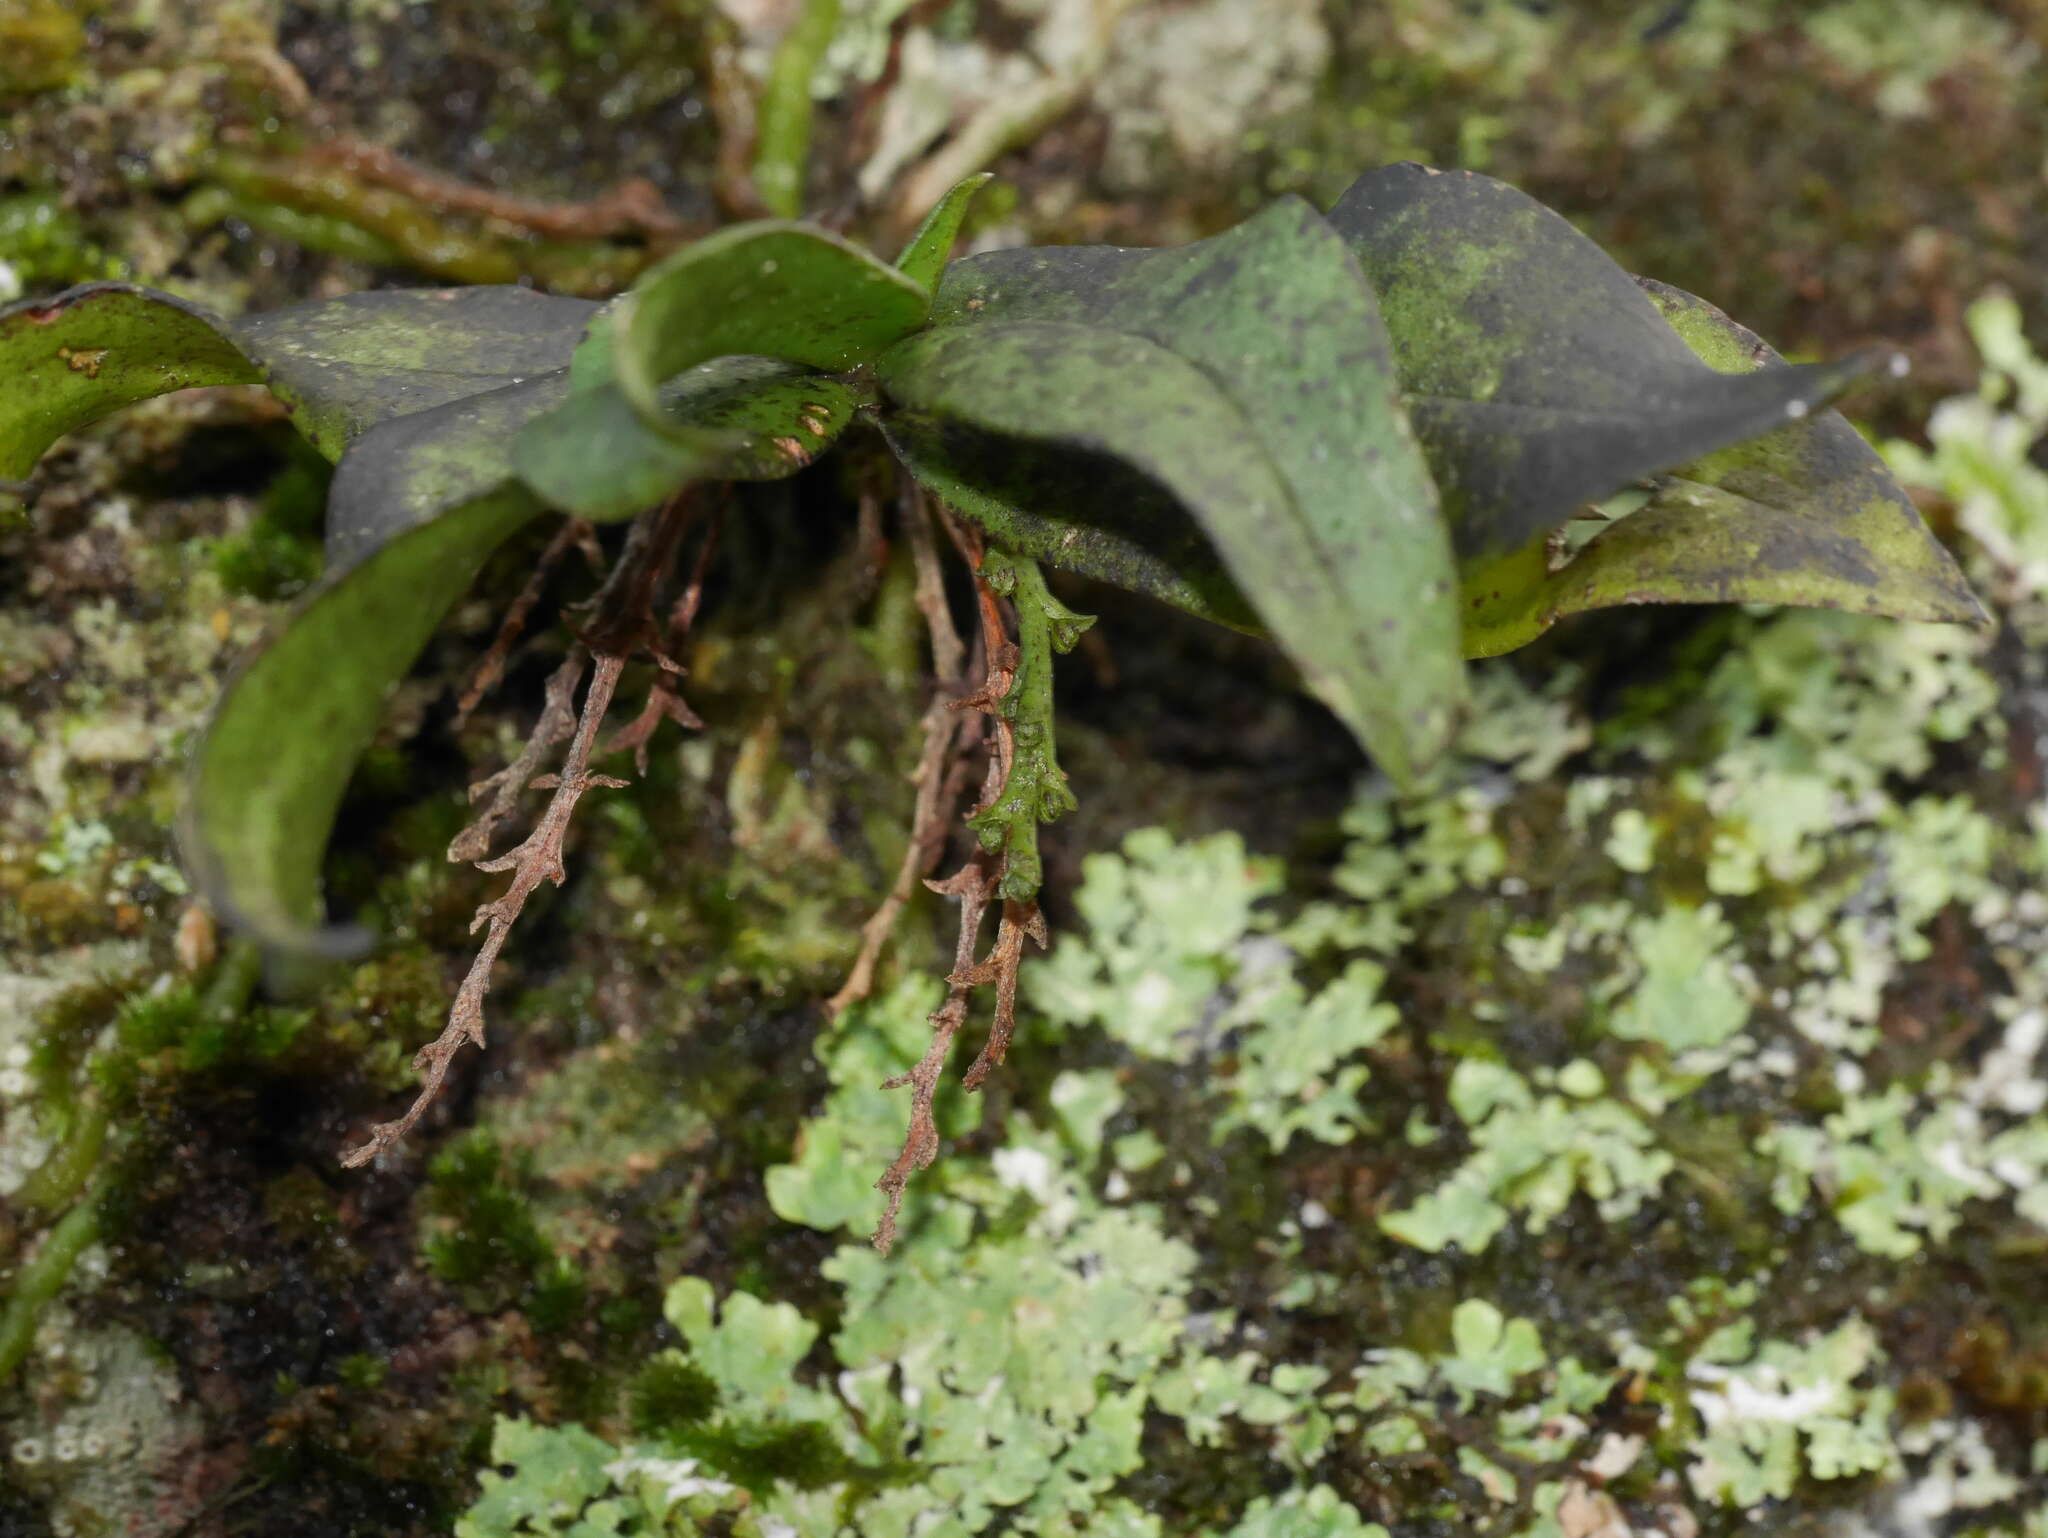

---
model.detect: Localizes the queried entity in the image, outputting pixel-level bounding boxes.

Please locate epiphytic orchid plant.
[0,165,1980,1243]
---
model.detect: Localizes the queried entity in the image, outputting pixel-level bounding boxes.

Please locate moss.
[420,1131,556,1301]
[626,1353,720,1437]
[208,440,329,601]
[0,0,83,95]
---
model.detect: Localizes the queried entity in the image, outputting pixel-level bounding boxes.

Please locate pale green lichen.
[460,973,1403,1538]
[1378,1059,1674,1253]
[1684,1315,1897,1507]
[1605,904,1751,1053]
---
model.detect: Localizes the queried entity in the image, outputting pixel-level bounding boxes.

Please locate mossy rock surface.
[5,6,2048,1537]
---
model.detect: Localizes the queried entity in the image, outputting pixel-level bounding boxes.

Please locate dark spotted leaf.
[878,411,1258,629]
[234,286,599,459]
[1459,281,1985,656]
[1,281,597,479]
[325,370,567,568]
[894,173,994,292]
[1327,164,1876,560]
[0,283,259,479]
[515,311,865,521]
[915,196,1464,783]
[183,485,541,953]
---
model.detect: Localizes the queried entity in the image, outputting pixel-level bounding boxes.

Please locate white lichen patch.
[1093,0,1330,192]
[1,1319,205,1537]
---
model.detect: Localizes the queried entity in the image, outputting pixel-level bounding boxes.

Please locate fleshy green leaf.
[894,172,994,292]
[1459,281,1985,656]
[610,221,929,437]
[880,316,1451,783]
[325,371,566,568]
[0,281,598,478]
[183,485,541,953]
[1327,164,1878,559]
[515,356,864,521]
[0,283,259,478]
[233,285,600,460]
[914,196,1464,783]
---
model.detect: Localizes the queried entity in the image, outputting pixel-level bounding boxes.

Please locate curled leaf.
[515,354,864,521]
[610,222,929,437]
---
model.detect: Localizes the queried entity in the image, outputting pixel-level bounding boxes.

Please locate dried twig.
[342,656,629,1168]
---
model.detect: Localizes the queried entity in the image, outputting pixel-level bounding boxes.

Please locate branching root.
[867,524,1059,1252]
[343,500,714,1169]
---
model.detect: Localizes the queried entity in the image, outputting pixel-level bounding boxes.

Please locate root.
[828,488,971,1015]
[344,502,710,1169]
[342,656,629,1168]
[448,653,585,866]
[958,900,1048,1091]
[601,513,718,774]
[872,849,999,1251]
[869,536,1072,1252]
[456,518,601,725]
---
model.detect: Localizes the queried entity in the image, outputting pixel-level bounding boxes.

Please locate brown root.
[872,851,999,1251]
[342,655,629,1168]
[600,512,718,775]
[828,488,971,1016]
[959,900,1048,1092]
[456,518,600,725]
[867,535,1054,1252]
[449,653,585,866]
[345,501,710,1169]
